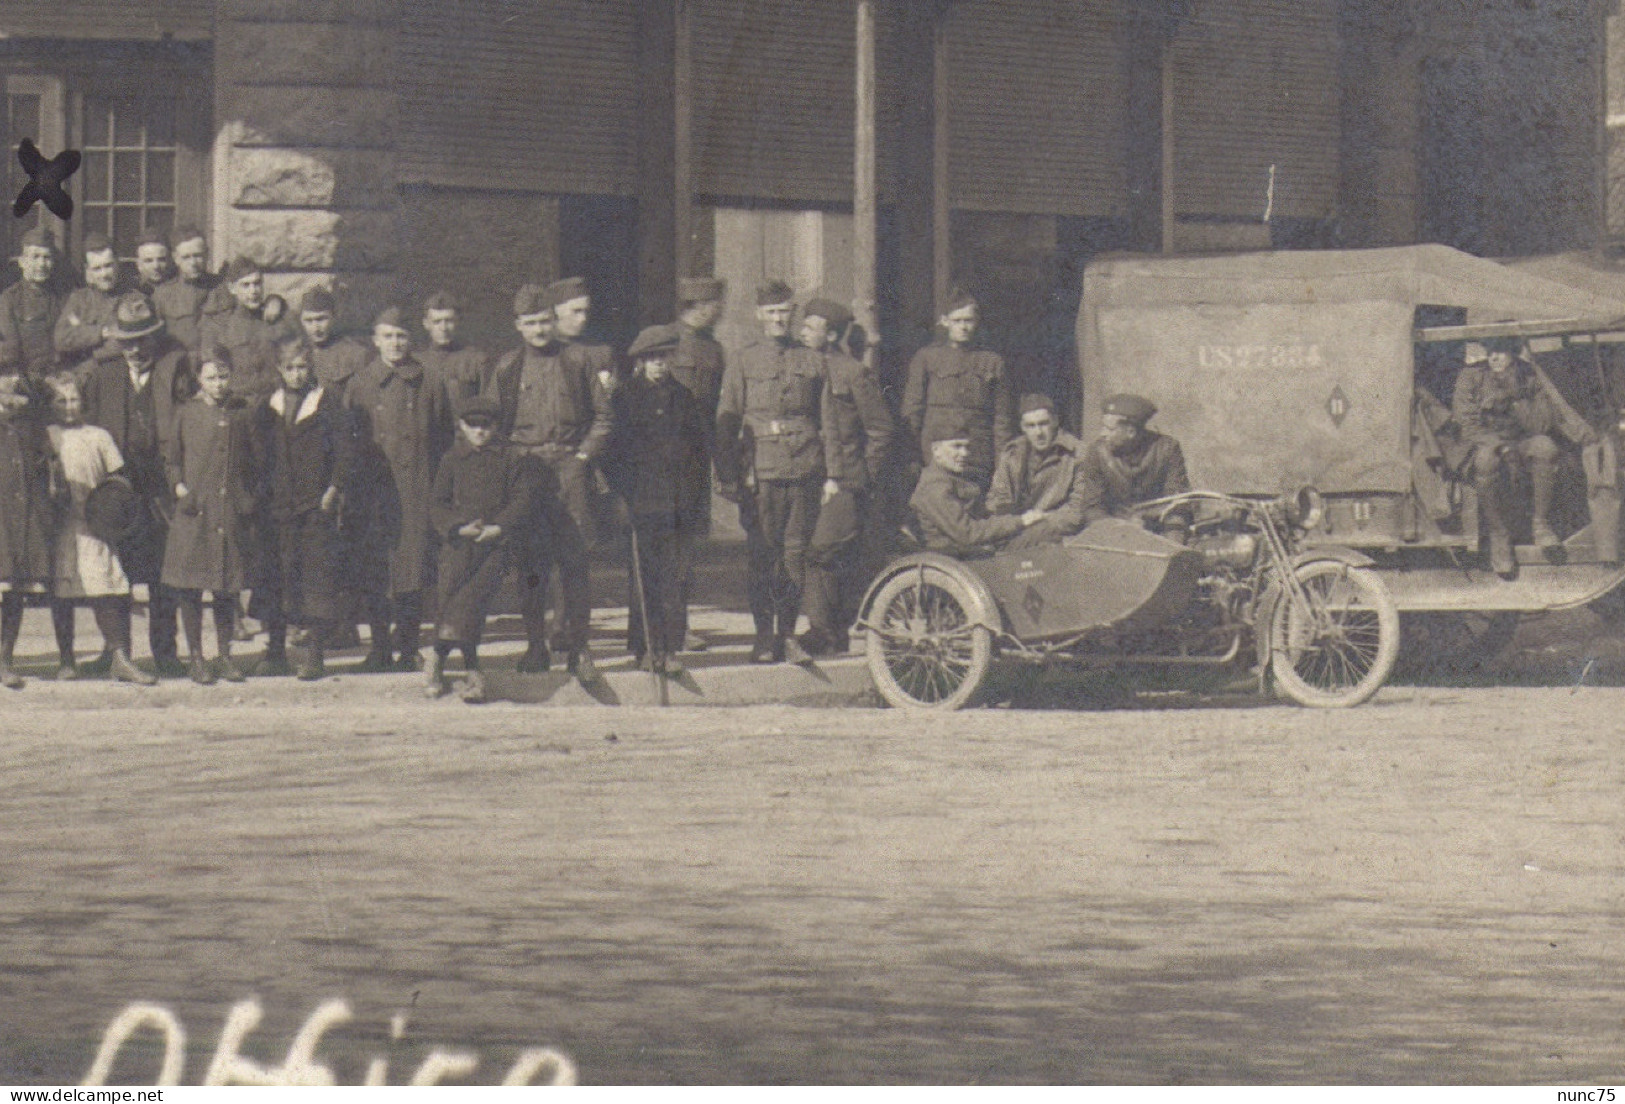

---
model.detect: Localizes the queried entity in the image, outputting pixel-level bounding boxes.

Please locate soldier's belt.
[747,416,815,437]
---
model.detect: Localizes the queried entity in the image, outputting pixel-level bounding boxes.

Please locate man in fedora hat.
[0,226,62,380]
[483,282,613,681]
[55,232,124,377]
[79,292,194,676]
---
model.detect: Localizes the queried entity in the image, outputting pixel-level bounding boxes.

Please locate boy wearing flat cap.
[346,304,450,673]
[425,393,536,703]
[715,280,829,664]
[902,288,1014,490]
[799,296,894,657]
[0,227,62,380]
[603,323,709,676]
[1079,392,1192,534]
[482,281,613,681]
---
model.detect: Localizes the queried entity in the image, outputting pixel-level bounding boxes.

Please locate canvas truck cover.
[1077,244,1625,495]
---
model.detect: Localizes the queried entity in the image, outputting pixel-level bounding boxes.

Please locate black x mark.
[14,138,81,221]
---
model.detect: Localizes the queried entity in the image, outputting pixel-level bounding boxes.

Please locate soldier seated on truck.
[1452,336,1598,576]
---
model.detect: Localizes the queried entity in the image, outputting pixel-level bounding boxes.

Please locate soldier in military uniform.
[986,393,1092,541]
[1453,336,1596,576]
[798,297,894,657]
[0,227,62,381]
[418,290,487,412]
[910,431,1049,558]
[132,230,172,299]
[54,233,123,377]
[345,306,450,672]
[901,289,1014,489]
[198,257,298,405]
[715,280,827,664]
[484,282,613,681]
[152,227,217,353]
[1078,392,1192,537]
[671,276,727,649]
[298,286,369,399]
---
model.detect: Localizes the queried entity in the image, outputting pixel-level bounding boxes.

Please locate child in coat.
[425,394,535,703]
[161,347,260,684]
[0,373,56,687]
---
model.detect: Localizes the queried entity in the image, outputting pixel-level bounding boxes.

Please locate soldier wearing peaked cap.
[603,323,708,675]
[55,232,123,377]
[482,279,613,681]
[1078,392,1192,536]
[715,280,829,664]
[344,303,449,673]
[0,225,62,380]
[901,288,1014,490]
[798,295,894,657]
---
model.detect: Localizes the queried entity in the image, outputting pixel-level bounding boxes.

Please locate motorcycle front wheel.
[1270,561,1400,708]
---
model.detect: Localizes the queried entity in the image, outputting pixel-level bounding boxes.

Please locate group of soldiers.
[0,223,1196,700]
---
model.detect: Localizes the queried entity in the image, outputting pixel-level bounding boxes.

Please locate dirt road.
[1,686,1622,1084]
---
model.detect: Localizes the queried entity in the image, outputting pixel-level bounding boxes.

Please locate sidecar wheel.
[1271,561,1400,708]
[865,566,993,710]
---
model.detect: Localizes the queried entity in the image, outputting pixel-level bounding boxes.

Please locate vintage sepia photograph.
[0,0,1622,1087]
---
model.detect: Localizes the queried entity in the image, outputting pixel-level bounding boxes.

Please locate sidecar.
[857,514,1399,711]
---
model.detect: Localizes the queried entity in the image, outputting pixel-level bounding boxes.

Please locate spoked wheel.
[1271,561,1400,707]
[865,566,993,710]
[1396,611,1520,679]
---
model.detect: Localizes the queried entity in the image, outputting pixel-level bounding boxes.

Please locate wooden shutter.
[397,0,641,195]
[1167,0,1340,219]
[0,1,212,41]
[946,0,1130,217]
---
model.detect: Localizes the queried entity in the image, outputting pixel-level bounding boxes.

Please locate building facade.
[0,0,1613,405]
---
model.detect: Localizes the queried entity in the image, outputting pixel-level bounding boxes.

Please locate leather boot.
[1529,460,1561,549]
[1479,481,1517,578]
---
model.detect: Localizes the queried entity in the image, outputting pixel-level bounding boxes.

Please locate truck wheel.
[1396,611,1519,679]
[1271,561,1400,708]
[865,566,993,710]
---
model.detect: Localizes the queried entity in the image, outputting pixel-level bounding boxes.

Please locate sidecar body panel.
[972,519,1205,641]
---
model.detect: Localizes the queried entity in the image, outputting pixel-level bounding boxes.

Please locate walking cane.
[626,515,667,706]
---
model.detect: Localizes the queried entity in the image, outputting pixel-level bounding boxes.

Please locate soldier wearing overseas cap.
[423,392,537,704]
[602,323,709,676]
[296,285,370,400]
[909,428,1049,558]
[1078,392,1193,536]
[344,304,450,673]
[0,226,63,380]
[152,226,219,353]
[418,290,488,413]
[132,229,173,299]
[250,339,357,681]
[715,279,828,664]
[797,296,895,656]
[901,287,1014,490]
[198,256,299,405]
[79,291,198,676]
[54,232,124,377]
[482,281,614,681]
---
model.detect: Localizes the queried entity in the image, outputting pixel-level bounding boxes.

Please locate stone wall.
[212,0,402,332]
